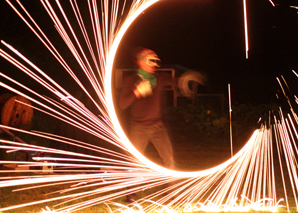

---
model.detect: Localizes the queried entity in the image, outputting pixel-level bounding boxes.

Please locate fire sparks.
[0,0,297,212]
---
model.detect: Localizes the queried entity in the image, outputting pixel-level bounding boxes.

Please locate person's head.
[133,47,161,74]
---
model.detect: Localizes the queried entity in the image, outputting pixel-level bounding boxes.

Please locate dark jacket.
[119,72,174,125]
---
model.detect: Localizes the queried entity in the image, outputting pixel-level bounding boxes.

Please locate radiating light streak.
[44,0,107,109]
[0,0,297,212]
[0,68,121,148]
[269,0,275,7]
[110,198,284,213]
[273,119,290,212]
[0,167,173,211]
[103,0,265,178]
[3,0,260,177]
[41,206,57,213]
[243,0,249,58]
[283,119,298,208]
[0,122,132,163]
[0,150,137,174]
[228,84,233,157]
[12,179,92,193]
[0,140,140,172]
[54,177,175,211]
[5,1,92,101]
[8,0,109,121]
[0,127,277,212]
[69,0,101,76]
[104,0,168,175]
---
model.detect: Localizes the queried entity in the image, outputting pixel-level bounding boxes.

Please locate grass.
[0,133,296,213]
[0,101,293,212]
[0,172,125,213]
[0,171,170,213]
[0,180,294,213]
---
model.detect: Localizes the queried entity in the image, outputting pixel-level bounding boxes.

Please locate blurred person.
[119,47,176,170]
[119,47,207,203]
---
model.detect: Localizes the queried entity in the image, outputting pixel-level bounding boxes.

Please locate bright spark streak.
[0,0,297,212]
[243,0,249,58]
[104,0,259,178]
[269,0,275,7]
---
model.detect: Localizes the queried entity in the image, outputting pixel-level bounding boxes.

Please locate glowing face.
[145,57,161,67]
[140,51,161,68]
[138,59,158,73]
[137,49,161,73]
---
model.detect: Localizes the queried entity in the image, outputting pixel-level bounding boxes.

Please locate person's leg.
[129,124,150,153]
[126,124,149,203]
[150,122,176,169]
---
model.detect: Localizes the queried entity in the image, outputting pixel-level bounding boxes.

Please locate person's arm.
[119,76,139,110]
[133,88,142,99]
[119,75,153,110]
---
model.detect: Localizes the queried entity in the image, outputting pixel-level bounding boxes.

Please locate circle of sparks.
[0,0,298,212]
[104,0,249,178]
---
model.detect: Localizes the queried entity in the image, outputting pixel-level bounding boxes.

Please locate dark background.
[114,0,298,105]
[0,0,298,105]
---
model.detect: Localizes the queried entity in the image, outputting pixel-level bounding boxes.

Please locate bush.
[163,101,279,144]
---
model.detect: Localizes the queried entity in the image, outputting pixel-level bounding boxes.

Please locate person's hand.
[135,79,152,98]
[178,71,207,98]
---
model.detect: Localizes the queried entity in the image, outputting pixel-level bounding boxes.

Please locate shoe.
[125,193,137,203]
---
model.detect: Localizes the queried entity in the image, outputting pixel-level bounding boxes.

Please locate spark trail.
[0,0,297,212]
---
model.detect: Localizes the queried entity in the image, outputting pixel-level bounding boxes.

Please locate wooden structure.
[114,68,224,110]
[0,94,33,130]
[0,94,33,165]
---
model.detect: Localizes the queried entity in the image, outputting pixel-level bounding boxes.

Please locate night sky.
[1,0,298,105]
[115,0,298,105]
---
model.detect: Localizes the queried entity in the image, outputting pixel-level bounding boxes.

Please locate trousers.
[129,121,176,169]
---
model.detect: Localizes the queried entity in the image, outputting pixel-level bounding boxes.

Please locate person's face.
[137,52,161,74]
[138,60,157,74]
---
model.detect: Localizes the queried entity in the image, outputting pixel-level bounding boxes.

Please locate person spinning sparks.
[119,47,176,170]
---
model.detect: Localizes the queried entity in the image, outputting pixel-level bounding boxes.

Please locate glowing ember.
[41,206,57,212]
